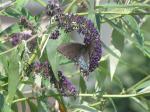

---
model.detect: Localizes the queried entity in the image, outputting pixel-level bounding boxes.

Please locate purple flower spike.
[57,71,77,96]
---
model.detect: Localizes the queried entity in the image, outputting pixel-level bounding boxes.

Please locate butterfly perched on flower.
[57,43,90,77]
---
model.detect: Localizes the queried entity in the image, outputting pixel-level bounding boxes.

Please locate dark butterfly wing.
[57,43,90,77]
[57,43,84,61]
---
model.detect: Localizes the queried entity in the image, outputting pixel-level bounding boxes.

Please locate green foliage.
[0,0,150,112]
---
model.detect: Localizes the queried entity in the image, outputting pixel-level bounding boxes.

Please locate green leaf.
[79,76,87,93]
[46,30,70,75]
[46,39,63,75]
[11,103,18,112]
[141,16,150,57]
[72,104,100,112]
[15,0,29,11]
[0,93,4,110]
[135,80,150,91]
[111,29,125,52]
[102,16,128,38]
[109,98,118,112]
[37,100,49,112]
[28,100,38,112]
[87,0,96,25]
[0,16,18,34]
[96,60,108,88]
[109,46,120,80]
[2,103,12,112]
[6,49,20,104]
[95,14,101,31]
[123,15,144,46]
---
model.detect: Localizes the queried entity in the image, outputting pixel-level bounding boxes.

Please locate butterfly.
[57,43,90,76]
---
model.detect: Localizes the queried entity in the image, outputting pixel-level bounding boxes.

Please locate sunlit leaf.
[109,46,121,80]
[135,80,150,91]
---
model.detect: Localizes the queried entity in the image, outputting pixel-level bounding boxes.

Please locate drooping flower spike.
[29,60,77,96]
[57,71,77,96]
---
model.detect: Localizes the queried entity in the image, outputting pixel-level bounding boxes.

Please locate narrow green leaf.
[79,75,87,93]
[109,46,120,80]
[46,39,63,75]
[11,103,18,112]
[0,93,4,110]
[102,16,128,38]
[72,104,100,112]
[6,49,20,104]
[95,14,101,31]
[28,100,38,112]
[135,80,150,91]
[46,30,70,75]
[15,0,29,11]
[111,29,125,52]
[96,60,108,88]
[123,15,144,46]
[87,0,96,25]
[109,98,118,112]
[37,100,49,112]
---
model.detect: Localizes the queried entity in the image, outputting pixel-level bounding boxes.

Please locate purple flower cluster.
[49,29,60,39]
[31,61,77,96]
[33,61,50,78]
[46,1,102,73]
[11,31,32,46]
[54,14,102,72]
[57,71,77,96]
[46,0,62,17]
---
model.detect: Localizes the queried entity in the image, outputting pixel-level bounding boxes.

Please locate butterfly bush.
[47,1,102,73]
[31,61,77,96]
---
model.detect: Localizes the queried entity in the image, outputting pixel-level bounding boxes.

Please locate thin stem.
[77,11,150,16]
[12,92,150,104]
[80,92,150,98]
[96,4,150,9]
[90,101,101,107]
[64,0,78,13]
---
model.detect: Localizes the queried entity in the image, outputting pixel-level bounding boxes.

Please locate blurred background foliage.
[0,0,150,112]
